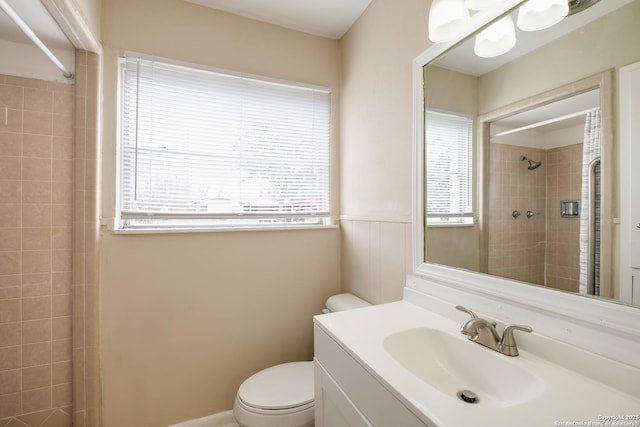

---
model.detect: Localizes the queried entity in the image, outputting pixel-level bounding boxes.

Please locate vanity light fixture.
[428,0,570,55]
[428,0,471,43]
[516,0,569,31]
[465,0,507,11]
[474,15,517,57]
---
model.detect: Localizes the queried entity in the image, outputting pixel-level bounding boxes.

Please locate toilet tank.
[323,293,371,313]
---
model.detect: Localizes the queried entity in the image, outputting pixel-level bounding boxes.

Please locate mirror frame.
[412,0,640,340]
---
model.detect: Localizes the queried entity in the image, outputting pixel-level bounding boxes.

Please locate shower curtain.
[579,109,601,294]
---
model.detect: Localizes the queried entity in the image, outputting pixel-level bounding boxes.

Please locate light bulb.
[466,0,507,11]
[517,0,569,32]
[429,0,471,43]
[474,15,516,58]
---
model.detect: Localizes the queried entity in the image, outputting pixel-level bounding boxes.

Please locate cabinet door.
[315,361,372,427]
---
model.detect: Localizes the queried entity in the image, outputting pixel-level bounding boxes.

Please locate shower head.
[520,155,542,170]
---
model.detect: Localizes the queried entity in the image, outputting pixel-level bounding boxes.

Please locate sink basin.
[383,327,545,407]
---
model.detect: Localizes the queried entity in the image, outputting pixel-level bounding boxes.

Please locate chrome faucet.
[456,305,532,357]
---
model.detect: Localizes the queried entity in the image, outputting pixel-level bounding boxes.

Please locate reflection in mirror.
[422,0,640,307]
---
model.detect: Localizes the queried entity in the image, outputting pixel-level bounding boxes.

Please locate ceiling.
[183,0,372,39]
[0,0,73,49]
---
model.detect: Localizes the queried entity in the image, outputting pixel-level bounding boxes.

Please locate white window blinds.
[425,110,473,225]
[118,55,331,229]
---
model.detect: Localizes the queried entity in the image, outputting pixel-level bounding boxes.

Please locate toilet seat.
[233,361,315,427]
[237,361,314,411]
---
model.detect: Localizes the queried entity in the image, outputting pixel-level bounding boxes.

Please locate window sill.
[105,223,339,235]
[426,222,475,228]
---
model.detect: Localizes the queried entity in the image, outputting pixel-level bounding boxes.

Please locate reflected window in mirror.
[425,110,473,226]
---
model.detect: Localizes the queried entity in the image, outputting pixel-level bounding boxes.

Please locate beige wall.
[0,75,74,426]
[99,0,341,425]
[339,0,430,302]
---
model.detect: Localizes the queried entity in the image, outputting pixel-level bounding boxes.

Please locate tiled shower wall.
[488,144,547,285]
[545,143,583,292]
[0,50,100,427]
[488,143,583,290]
[0,75,74,425]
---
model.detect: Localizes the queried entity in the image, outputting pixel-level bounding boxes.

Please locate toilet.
[232,293,371,427]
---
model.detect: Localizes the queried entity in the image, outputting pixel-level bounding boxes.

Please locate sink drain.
[457,390,479,404]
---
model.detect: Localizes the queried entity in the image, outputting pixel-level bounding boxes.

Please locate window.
[425,110,473,226]
[117,55,331,230]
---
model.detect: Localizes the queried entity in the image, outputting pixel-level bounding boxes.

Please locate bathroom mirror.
[414,0,640,308]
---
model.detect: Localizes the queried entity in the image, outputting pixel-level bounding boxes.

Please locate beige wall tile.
[41,408,71,427]
[0,299,21,323]
[52,182,72,205]
[0,84,24,109]
[0,285,20,300]
[22,274,51,298]
[52,295,71,318]
[23,158,52,182]
[24,88,53,113]
[0,156,21,180]
[52,115,74,139]
[0,204,21,228]
[0,252,21,276]
[0,369,21,395]
[22,387,52,413]
[18,409,55,427]
[22,251,51,275]
[0,228,21,251]
[0,109,23,133]
[22,228,51,251]
[22,319,51,344]
[23,365,51,391]
[51,339,71,363]
[52,383,71,408]
[52,160,73,183]
[52,228,72,251]
[22,204,52,228]
[22,297,52,321]
[52,251,72,273]
[0,322,21,347]
[0,392,21,419]
[23,134,53,159]
[0,346,21,370]
[22,342,51,367]
[52,273,71,296]
[23,112,53,136]
[52,205,72,228]
[52,317,71,341]
[52,137,74,161]
[22,181,52,204]
[52,361,71,386]
[0,181,21,204]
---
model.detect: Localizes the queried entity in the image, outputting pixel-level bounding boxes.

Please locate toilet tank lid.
[326,293,371,312]
[238,361,314,410]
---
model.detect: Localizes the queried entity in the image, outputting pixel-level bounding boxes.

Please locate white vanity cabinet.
[313,323,429,427]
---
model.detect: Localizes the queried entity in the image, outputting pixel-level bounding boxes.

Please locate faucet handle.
[500,324,533,356]
[456,305,477,319]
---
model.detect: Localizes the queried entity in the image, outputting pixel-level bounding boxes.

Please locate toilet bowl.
[232,293,370,427]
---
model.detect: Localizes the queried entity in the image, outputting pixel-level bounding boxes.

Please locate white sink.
[383,327,545,407]
[316,300,640,427]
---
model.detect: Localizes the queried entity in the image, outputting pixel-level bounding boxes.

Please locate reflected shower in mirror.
[486,90,601,296]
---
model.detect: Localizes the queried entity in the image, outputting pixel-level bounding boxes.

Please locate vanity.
[313,275,640,427]
[313,1,640,425]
